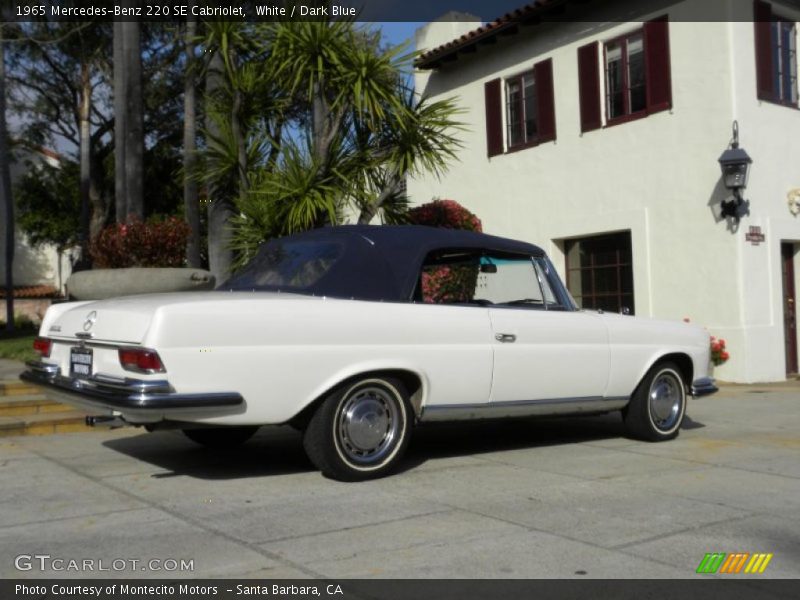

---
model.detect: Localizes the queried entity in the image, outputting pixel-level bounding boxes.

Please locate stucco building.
[408,0,800,382]
[1,144,72,324]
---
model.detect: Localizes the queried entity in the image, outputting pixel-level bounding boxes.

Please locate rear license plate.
[70,347,93,379]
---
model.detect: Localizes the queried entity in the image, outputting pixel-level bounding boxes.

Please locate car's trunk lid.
[44,292,308,345]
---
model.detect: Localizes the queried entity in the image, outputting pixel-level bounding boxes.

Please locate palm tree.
[200,21,465,270]
[183,13,201,268]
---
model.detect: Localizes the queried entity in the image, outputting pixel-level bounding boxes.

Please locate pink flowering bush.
[408,200,482,303]
[90,216,191,268]
[407,199,482,233]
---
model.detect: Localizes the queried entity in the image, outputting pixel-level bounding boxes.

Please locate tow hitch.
[85,415,128,429]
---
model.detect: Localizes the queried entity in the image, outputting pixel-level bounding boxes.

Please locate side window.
[416,250,565,309]
[418,252,481,304]
[475,257,543,305]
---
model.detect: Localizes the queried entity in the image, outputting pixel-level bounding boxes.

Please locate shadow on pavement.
[400,413,626,469]
[97,411,701,480]
[103,426,315,480]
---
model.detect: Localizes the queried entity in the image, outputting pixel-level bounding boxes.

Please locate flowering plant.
[407,200,482,303]
[407,199,482,233]
[90,216,191,268]
[710,336,730,366]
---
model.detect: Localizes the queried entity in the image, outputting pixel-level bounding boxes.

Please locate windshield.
[222,240,344,291]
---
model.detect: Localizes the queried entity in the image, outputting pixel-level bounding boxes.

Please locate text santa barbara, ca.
[13,2,359,20]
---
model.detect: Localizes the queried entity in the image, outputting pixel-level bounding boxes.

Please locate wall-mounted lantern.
[718,121,752,221]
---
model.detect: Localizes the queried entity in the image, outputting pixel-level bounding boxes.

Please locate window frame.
[603,29,648,126]
[505,69,539,152]
[773,17,799,107]
[564,232,635,315]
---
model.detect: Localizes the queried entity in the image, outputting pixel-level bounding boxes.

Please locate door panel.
[488,308,610,402]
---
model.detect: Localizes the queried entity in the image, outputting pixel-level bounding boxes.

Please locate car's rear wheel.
[303,377,411,481]
[623,362,686,441]
[183,426,259,449]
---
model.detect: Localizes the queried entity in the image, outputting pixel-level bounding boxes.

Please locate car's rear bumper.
[21,360,243,412]
[691,377,718,397]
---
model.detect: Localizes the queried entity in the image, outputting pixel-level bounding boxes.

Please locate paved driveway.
[1,383,799,579]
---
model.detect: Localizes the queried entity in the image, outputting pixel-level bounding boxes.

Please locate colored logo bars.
[696,553,773,574]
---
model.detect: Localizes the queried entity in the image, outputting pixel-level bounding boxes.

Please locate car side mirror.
[480,264,497,274]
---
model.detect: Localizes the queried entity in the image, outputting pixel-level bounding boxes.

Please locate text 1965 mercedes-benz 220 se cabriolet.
[23,225,717,480]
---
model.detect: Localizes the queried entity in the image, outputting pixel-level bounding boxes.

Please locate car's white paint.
[38,290,711,426]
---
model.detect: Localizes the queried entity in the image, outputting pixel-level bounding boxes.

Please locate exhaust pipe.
[85,415,128,429]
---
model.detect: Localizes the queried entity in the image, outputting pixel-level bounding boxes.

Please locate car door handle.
[495,333,517,343]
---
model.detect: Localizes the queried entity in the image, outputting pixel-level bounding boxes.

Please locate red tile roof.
[416,0,575,69]
[0,285,61,299]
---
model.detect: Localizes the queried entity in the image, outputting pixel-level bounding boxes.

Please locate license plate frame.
[70,346,93,379]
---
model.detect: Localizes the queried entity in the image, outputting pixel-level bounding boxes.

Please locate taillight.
[118,348,166,374]
[33,337,52,358]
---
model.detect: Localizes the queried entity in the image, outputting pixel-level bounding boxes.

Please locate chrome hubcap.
[337,386,400,464]
[649,371,683,431]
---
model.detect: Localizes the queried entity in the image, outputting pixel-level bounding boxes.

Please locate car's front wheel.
[303,377,412,481]
[623,362,686,441]
[183,426,259,449]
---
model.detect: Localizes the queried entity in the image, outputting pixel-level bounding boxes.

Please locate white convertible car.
[23,225,716,480]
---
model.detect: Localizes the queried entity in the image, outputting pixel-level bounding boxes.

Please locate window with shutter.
[502,59,556,152]
[602,17,671,126]
[754,0,799,107]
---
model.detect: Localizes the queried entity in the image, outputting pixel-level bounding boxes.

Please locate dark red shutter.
[753,0,774,100]
[644,16,672,114]
[484,78,503,157]
[534,59,556,142]
[577,42,601,132]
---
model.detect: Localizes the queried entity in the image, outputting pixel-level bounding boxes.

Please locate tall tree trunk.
[78,60,92,260]
[0,34,15,331]
[89,153,108,240]
[231,89,247,197]
[113,21,127,222]
[205,50,234,282]
[183,15,201,268]
[123,21,143,221]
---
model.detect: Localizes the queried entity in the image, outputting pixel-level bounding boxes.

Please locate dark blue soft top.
[222,225,545,302]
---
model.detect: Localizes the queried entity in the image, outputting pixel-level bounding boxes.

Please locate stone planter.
[66,268,215,301]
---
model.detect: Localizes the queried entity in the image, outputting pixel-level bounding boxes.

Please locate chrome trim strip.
[691,377,718,398]
[419,396,629,422]
[21,362,243,411]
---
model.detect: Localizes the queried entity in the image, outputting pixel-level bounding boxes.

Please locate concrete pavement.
[0,381,799,579]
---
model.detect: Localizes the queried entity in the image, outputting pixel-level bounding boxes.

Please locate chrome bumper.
[691,377,718,398]
[21,361,244,411]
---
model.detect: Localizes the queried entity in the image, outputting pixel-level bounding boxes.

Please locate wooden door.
[781,243,798,375]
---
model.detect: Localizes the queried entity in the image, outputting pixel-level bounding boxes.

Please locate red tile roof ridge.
[0,285,61,299]
[416,1,560,68]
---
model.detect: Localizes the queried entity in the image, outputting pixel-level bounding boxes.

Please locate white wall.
[0,146,72,294]
[409,0,800,382]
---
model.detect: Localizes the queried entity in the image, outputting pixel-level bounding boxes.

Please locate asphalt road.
[1,382,799,580]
